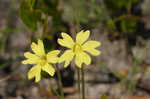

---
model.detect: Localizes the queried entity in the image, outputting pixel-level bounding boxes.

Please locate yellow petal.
[64,61,71,67]
[22,60,35,64]
[22,52,39,64]
[75,52,91,68]
[76,30,90,45]
[31,40,45,56]
[58,33,75,48]
[47,50,60,64]
[28,66,37,80]
[27,65,41,82]
[82,41,101,56]
[59,50,74,68]
[83,41,101,48]
[42,63,55,76]
[24,52,37,58]
[35,68,41,82]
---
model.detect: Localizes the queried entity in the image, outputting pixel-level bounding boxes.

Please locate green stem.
[81,67,85,99]
[49,78,61,98]
[42,14,48,38]
[77,68,81,99]
[55,65,64,99]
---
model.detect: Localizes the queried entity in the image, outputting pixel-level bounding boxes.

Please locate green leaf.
[120,18,137,33]
[0,63,9,70]
[19,0,41,31]
[107,19,116,31]
[34,0,59,15]
[105,0,140,12]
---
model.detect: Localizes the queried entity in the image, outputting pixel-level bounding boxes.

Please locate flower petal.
[22,60,35,64]
[58,33,75,48]
[31,40,45,56]
[82,41,101,56]
[28,66,37,80]
[47,50,60,64]
[22,52,39,64]
[35,68,41,82]
[59,50,74,68]
[76,30,90,45]
[75,52,91,68]
[42,63,55,76]
[27,65,41,82]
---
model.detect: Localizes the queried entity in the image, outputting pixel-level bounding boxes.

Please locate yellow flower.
[58,30,101,68]
[22,40,60,82]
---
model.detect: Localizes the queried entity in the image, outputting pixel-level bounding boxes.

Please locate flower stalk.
[77,67,81,99]
[55,65,64,99]
[81,66,85,99]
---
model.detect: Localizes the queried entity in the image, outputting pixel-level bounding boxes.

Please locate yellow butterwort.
[22,40,60,82]
[58,30,101,68]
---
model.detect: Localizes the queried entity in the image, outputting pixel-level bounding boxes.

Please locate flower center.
[73,44,82,53]
[39,55,47,66]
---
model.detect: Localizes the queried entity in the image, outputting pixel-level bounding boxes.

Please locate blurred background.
[0,0,150,99]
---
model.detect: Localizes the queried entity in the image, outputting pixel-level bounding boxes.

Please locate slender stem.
[55,65,64,99]
[81,67,85,99]
[77,67,81,99]
[49,78,61,98]
[42,14,48,38]
[112,15,141,23]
